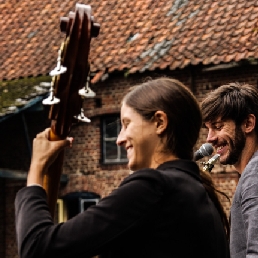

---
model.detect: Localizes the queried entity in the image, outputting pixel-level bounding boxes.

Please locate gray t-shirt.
[230,151,258,258]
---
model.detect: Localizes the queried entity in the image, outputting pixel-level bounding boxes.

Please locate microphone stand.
[201,154,220,172]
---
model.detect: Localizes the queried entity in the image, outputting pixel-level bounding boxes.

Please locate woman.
[15,78,230,258]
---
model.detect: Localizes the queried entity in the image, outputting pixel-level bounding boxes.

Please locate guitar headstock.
[43,3,100,140]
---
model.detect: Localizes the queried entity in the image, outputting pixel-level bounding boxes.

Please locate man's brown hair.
[201,82,258,135]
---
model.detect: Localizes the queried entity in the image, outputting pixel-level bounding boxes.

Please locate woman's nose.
[116,129,125,146]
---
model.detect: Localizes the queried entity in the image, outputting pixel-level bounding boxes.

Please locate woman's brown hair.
[123,78,202,160]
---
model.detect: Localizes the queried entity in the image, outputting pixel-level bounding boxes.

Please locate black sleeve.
[15,170,165,258]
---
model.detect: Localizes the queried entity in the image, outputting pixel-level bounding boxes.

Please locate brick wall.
[212,172,239,216]
[5,181,22,258]
[61,65,258,206]
[3,64,258,257]
[1,180,25,258]
[0,179,5,258]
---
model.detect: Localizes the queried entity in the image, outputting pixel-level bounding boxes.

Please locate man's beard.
[224,125,246,165]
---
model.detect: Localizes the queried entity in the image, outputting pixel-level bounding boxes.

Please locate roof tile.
[0,0,258,81]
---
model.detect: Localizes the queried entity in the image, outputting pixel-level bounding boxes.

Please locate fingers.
[67,137,73,147]
[53,138,72,152]
[36,128,51,139]
[30,128,74,175]
[34,128,73,149]
[44,128,51,139]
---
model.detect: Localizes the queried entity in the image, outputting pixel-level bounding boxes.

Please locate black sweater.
[15,159,229,258]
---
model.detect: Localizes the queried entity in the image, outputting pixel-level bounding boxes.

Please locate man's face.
[204,119,246,165]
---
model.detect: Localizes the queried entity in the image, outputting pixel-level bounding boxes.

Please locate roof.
[0,0,258,81]
[0,76,51,119]
[0,168,68,183]
[0,0,258,119]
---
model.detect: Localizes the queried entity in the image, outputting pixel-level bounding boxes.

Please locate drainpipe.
[0,178,5,258]
[189,66,195,93]
[21,113,32,158]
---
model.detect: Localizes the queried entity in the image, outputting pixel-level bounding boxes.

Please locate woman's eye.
[121,123,127,130]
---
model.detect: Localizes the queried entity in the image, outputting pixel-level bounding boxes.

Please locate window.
[62,192,101,220]
[102,115,127,163]
[80,198,99,212]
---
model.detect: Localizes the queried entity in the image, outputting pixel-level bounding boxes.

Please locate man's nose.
[206,129,217,143]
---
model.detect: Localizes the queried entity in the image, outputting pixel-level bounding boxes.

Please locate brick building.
[1,1,258,257]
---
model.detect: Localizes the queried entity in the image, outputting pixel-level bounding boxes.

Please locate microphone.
[194,143,213,161]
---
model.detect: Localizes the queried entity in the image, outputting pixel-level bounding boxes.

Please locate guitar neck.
[42,127,66,219]
[43,151,64,219]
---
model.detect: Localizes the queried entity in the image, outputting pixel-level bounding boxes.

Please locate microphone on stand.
[194,143,214,161]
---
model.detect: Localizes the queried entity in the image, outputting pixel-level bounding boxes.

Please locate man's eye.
[214,125,222,130]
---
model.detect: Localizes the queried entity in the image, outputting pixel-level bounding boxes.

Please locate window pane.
[105,141,118,159]
[105,117,119,138]
[102,115,127,163]
[120,146,127,159]
[83,201,97,211]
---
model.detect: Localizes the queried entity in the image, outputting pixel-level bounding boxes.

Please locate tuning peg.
[92,23,100,38]
[42,93,60,105]
[79,87,96,98]
[79,76,96,98]
[60,17,69,33]
[50,66,67,77]
[74,108,91,123]
[42,81,60,105]
[49,48,67,77]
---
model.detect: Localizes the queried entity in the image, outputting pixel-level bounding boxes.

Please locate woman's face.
[116,103,161,171]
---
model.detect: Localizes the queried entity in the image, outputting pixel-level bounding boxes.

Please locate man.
[201,82,258,258]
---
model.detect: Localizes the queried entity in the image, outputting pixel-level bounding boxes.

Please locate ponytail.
[200,170,230,240]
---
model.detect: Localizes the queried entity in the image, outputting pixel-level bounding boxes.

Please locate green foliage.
[0,76,51,112]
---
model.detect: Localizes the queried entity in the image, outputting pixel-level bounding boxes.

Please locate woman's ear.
[153,111,168,135]
[243,114,256,133]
